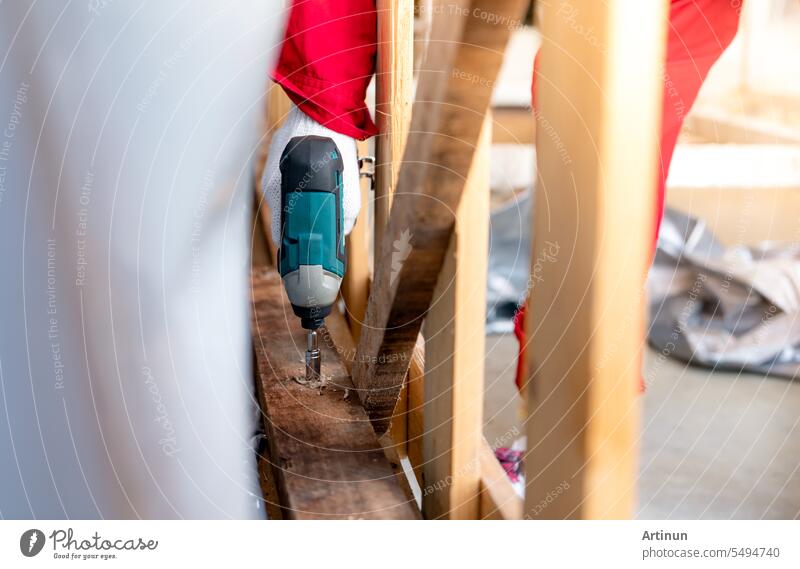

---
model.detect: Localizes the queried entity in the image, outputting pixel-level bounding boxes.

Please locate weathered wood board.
[251,267,419,519]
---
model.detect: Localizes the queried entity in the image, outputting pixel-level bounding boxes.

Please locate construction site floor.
[483,334,800,519]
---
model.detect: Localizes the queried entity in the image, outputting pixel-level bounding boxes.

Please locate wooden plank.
[738,90,800,130]
[251,194,272,267]
[341,139,372,343]
[321,303,358,375]
[524,0,668,519]
[492,106,536,144]
[478,438,523,520]
[665,143,800,245]
[253,82,294,265]
[421,114,491,519]
[666,185,800,246]
[374,0,414,261]
[385,384,409,460]
[256,435,284,520]
[406,333,426,487]
[683,106,800,145]
[251,267,419,519]
[375,0,414,460]
[353,0,528,434]
[266,80,294,133]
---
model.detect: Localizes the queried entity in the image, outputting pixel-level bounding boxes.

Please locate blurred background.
[475,0,800,519]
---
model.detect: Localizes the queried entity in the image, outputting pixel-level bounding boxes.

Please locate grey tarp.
[486,191,532,334]
[648,208,800,379]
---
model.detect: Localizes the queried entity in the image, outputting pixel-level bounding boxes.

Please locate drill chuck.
[305,330,321,382]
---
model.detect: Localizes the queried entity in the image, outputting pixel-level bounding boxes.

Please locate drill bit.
[305,329,321,382]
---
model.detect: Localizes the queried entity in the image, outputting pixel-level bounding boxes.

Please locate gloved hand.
[262,104,361,246]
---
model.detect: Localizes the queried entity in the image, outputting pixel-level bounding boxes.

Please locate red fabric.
[513,304,527,391]
[273,0,378,140]
[515,0,742,393]
[656,0,741,237]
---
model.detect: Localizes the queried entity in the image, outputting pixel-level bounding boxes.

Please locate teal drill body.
[278,136,346,380]
[279,190,345,282]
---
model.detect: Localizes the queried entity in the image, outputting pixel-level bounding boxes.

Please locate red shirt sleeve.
[273,0,378,140]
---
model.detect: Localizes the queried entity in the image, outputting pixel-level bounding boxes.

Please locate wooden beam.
[523,0,668,519]
[665,143,800,245]
[341,140,372,343]
[492,106,536,144]
[478,438,523,520]
[372,0,415,459]
[406,333,426,487]
[421,115,491,519]
[256,434,284,520]
[353,0,527,434]
[253,82,293,265]
[739,90,800,128]
[251,267,419,519]
[374,0,414,262]
[684,106,800,145]
[666,185,800,246]
[251,195,272,267]
[323,303,358,375]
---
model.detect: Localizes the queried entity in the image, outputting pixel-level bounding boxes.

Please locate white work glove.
[262,104,361,246]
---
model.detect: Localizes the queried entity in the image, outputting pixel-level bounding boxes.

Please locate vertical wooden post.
[523,0,668,519]
[341,140,372,343]
[375,0,415,455]
[254,82,293,264]
[406,333,426,487]
[422,115,491,519]
[374,0,414,251]
[266,81,293,135]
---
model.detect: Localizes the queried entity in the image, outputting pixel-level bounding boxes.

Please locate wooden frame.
[522,0,668,519]
[420,114,491,519]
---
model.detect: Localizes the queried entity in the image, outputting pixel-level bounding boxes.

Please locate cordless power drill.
[278,136,346,382]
